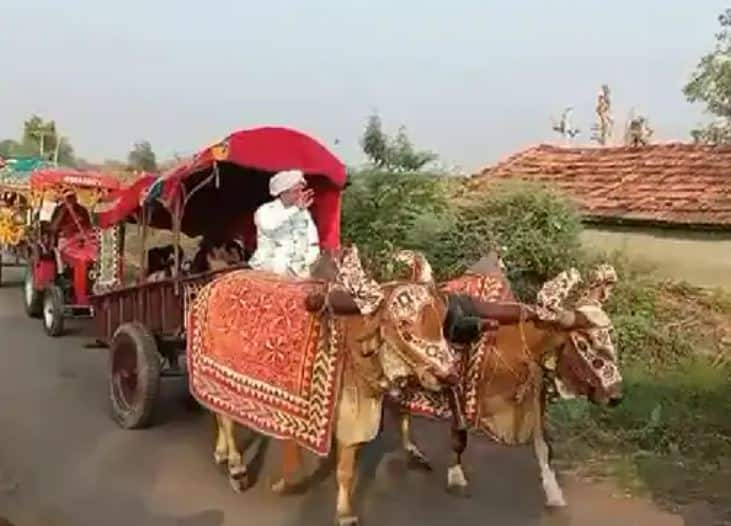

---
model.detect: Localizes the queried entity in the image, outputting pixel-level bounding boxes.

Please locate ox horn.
[534,268,582,323]
[579,264,618,306]
[393,250,435,284]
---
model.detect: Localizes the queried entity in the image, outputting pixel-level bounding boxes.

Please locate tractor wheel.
[42,285,65,337]
[109,322,161,429]
[23,266,43,318]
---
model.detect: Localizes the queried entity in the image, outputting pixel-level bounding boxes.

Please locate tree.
[389,126,438,171]
[128,141,158,172]
[0,116,75,165]
[21,115,75,165]
[359,112,437,171]
[684,9,731,144]
[0,140,22,158]
[361,114,390,168]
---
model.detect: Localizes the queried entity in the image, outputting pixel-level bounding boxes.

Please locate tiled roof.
[470,143,731,228]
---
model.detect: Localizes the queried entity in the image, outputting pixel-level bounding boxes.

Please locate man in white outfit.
[248,169,322,491]
[248,169,320,278]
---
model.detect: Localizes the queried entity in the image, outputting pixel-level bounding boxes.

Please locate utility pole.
[53,136,65,166]
[31,129,52,159]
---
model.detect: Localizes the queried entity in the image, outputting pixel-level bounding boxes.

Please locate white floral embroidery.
[248,198,320,278]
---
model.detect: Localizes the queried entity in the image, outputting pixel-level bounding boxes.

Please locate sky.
[0,0,727,171]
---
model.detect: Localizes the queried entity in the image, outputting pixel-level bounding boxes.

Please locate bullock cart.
[90,127,347,429]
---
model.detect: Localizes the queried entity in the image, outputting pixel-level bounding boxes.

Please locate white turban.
[269,169,305,197]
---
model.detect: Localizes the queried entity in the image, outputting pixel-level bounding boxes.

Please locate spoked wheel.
[109,322,161,429]
[42,285,65,337]
[23,266,42,318]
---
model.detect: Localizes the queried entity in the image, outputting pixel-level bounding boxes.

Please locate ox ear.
[393,250,435,284]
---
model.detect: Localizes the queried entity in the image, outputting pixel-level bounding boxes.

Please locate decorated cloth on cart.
[0,157,45,245]
[187,270,344,456]
[398,269,516,430]
[0,157,49,189]
[29,169,120,211]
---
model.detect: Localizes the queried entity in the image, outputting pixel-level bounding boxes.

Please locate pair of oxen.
[203,247,622,526]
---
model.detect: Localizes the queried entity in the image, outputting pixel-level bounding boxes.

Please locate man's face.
[279,182,306,206]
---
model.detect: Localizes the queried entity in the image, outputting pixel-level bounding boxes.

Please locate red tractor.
[23,169,121,337]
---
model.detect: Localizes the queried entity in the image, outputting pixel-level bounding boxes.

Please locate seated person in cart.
[48,191,93,274]
[49,190,92,236]
[190,238,230,274]
[146,244,185,282]
[245,169,322,488]
[248,169,320,278]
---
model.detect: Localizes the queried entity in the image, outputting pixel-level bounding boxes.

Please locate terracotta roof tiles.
[471,143,731,228]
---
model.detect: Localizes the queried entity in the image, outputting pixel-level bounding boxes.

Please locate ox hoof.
[228,474,251,493]
[446,483,471,499]
[406,448,432,471]
[270,478,296,495]
[546,495,567,508]
[446,465,470,498]
[228,470,251,493]
[213,451,228,466]
[336,515,359,526]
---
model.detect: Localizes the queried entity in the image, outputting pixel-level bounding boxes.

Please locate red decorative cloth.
[400,271,515,426]
[187,270,345,456]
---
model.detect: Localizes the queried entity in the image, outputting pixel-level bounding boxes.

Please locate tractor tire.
[42,285,65,337]
[23,266,43,318]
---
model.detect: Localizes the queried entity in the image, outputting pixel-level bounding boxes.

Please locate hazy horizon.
[1,1,726,171]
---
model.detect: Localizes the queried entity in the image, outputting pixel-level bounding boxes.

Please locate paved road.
[0,266,683,526]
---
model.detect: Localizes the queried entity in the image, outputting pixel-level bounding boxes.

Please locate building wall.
[582,226,731,290]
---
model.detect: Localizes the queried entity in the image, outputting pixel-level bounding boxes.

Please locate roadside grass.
[550,251,731,520]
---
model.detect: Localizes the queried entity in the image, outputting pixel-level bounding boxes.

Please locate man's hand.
[296,188,314,209]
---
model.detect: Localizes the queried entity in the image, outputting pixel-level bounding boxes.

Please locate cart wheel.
[109,322,161,429]
[42,285,65,337]
[23,267,43,318]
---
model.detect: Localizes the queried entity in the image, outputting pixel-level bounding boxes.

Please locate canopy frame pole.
[138,207,149,283]
[182,172,216,208]
[172,195,182,295]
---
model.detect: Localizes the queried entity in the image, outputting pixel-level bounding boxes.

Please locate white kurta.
[248,198,320,278]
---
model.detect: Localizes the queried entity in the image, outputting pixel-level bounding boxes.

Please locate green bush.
[342,173,584,298]
[436,180,584,298]
[341,169,455,281]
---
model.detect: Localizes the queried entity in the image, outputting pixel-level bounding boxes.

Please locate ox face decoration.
[537,265,623,406]
[332,246,457,394]
[381,282,456,392]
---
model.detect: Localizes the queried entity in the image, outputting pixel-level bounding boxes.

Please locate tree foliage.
[0,115,75,165]
[361,114,390,169]
[341,169,454,280]
[0,139,22,158]
[341,171,584,299]
[360,113,437,171]
[684,8,731,143]
[22,115,75,165]
[434,181,584,298]
[128,140,158,172]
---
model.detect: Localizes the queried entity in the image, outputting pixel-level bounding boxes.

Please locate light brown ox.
[202,249,460,526]
[396,254,622,508]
